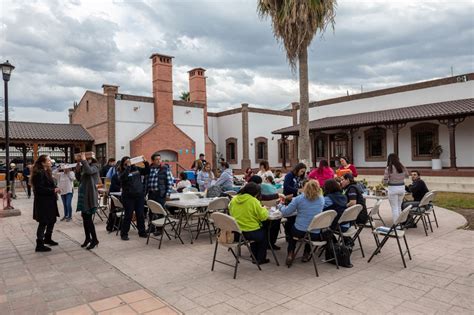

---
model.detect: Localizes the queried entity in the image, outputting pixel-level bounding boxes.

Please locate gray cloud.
[0,0,473,122]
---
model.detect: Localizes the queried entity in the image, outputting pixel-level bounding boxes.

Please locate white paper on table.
[130,156,144,165]
[60,163,79,169]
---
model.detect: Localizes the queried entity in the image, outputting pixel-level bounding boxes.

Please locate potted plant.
[430,145,443,170]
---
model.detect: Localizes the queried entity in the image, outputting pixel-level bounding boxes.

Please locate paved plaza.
[1,192,473,314]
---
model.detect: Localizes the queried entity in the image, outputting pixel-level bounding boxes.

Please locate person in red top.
[336,156,358,178]
[308,159,334,187]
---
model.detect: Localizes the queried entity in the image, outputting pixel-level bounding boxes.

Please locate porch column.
[439,117,466,170]
[386,123,405,156]
[281,135,287,169]
[240,103,251,170]
[347,129,354,162]
[33,143,39,161]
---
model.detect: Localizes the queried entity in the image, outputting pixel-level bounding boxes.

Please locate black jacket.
[32,170,59,223]
[406,179,429,202]
[119,162,150,197]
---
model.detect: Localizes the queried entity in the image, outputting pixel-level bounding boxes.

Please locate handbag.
[325,238,353,268]
[217,230,234,244]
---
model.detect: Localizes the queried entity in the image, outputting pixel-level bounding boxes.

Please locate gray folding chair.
[409,192,435,236]
[334,205,365,257]
[195,197,230,243]
[210,212,261,279]
[368,205,413,268]
[110,195,125,235]
[146,200,183,249]
[293,210,339,277]
[367,199,385,226]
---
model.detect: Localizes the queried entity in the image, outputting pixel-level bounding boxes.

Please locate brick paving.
[1,191,473,314]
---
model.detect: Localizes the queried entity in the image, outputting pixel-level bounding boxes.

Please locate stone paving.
[1,191,473,314]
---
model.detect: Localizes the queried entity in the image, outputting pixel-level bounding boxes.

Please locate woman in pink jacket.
[308,160,334,187]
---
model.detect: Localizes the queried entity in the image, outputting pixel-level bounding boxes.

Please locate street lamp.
[1,60,15,210]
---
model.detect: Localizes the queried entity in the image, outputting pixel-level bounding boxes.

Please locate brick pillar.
[241,103,251,170]
[102,84,118,159]
[68,108,74,124]
[150,53,174,126]
[189,68,208,133]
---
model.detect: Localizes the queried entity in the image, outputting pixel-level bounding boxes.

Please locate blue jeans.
[242,228,267,263]
[61,193,73,218]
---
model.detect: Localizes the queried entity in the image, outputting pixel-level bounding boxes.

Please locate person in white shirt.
[53,166,75,222]
[176,172,192,192]
[256,160,273,180]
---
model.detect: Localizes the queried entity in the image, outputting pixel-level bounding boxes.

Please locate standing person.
[214,162,233,191]
[383,153,409,222]
[119,156,150,240]
[146,153,173,207]
[22,161,32,198]
[191,153,207,171]
[197,163,215,192]
[100,158,116,184]
[279,180,325,266]
[53,167,75,222]
[308,159,334,187]
[229,182,270,265]
[32,155,60,252]
[9,163,18,199]
[283,163,307,197]
[75,153,100,249]
[336,157,358,178]
[256,160,273,180]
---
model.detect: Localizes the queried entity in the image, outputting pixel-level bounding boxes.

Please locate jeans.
[82,212,98,242]
[24,179,31,197]
[287,224,323,254]
[121,194,146,237]
[388,185,405,223]
[61,193,73,218]
[242,229,267,263]
[37,221,55,241]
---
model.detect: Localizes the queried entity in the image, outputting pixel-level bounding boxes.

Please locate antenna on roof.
[346,90,349,96]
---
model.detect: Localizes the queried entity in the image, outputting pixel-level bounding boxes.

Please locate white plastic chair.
[146,200,183,249]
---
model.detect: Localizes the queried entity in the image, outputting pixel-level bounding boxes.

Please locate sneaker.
[60,217,67,221]
[66,218,72,222]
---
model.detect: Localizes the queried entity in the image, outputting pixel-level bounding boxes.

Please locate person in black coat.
[32,155,60,252]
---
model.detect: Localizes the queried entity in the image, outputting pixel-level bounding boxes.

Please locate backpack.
[206,185,223,198]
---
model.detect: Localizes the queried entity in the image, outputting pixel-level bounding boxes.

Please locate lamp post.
[1,60,15,210]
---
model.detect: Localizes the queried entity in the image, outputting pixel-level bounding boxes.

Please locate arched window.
[278,139,290,163]
[364,127,387,161]
[226,138,238,164]
[411,123,439,161]
[254,137,268,163]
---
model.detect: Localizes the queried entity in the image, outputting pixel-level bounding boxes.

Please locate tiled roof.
[0,121,94,142]
[273,98,474,135]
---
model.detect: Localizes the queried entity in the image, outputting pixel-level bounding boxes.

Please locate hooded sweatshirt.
[229,193,269,232]
[215,168,233,191]
[323,192,349,230]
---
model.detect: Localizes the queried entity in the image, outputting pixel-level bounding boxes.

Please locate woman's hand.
[80,152,86,161]
[54,188,61,194]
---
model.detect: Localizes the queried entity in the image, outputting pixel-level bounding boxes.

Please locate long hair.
[317,159,329,175]
[324,179,342,195]
[303,179,321,201]
[119,156,130,172]
[292,163,307,177]
[387,153,404,173]
[32,154,52,184]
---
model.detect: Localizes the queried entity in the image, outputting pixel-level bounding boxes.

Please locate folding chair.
[427,190,439,228]
[176,193,200,242]
[367,199,385,226]
[334,205,365,257]
[224,190,237,197]
[110,195,125,235]
[293,210,339,277]
[409,192,435,236]
[210,212,261,279]
[146,200,183,249]
[196,197,230,242]
[368,205,413,268]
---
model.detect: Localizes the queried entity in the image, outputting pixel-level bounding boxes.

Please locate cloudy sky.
[1,0,473,123]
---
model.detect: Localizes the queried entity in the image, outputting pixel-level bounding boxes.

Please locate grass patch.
[433,192,474,230]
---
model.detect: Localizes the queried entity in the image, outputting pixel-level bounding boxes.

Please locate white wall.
[248,112,292,168]
[115,99,154,158]
[452,116,474,167]
[307,80,474,120]
[173,106,205,159]
[207,116,219,146]
[214,113,242,169]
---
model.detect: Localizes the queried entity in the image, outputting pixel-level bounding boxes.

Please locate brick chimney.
[150,53,174,125]
[102,84,119,95]
[68,108,74,124]
[188,67,208,133]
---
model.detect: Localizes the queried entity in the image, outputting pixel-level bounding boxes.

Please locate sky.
[0,0,473,123]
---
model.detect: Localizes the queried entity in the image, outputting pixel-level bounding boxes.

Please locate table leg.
[267,220,280,266]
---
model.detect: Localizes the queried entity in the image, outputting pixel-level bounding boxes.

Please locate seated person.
[229,182,270,264]
[323,179,349,231]
[401,170,429,228]
[243,167,254,183]
[214,162,233,191]
[273,169,284,184]
[176,172,192,192]
[261,176,277,195]
[279,180,325,266]
[341,173,368,225]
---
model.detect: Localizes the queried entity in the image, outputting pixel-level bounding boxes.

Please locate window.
[364,127,387,161]
[95,144,107,167]
[254,137,268,163]
[86,100,89,112]
[411,123,439,161]
[278,139,290,163]
[314,135,326,159]
[225,138,238,164]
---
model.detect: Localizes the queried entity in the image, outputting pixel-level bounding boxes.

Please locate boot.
[35,239,51,252]
[44,234,58,246]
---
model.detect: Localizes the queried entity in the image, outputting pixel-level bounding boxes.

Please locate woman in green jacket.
[229,182,270,264]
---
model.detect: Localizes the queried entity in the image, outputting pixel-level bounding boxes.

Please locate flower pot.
[431,159,442,170]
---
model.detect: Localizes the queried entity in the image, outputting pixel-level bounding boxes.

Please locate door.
[329,133,348,167]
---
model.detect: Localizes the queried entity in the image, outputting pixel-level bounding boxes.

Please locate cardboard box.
[130,156,145,165]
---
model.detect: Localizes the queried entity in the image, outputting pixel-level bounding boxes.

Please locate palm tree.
[258,0,336,165]
[180,91,190,102]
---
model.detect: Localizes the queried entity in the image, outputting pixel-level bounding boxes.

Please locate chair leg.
[426,213,434,232]
[395,236,407,268]
[308,242,319,277]
[244,242,261,271]
[228,248,240,279]
[330,239,339,269]
[378,214,386,226]
[205,219,213,244]
[211,239,219,271]
[357,235,365,258]
[170,222,184,244]
[158,229,165,249]
[403,235,412,260]
[420,216,429,236]
[432,208,439,228]
[368,234,389,263]
[146,225,152,245]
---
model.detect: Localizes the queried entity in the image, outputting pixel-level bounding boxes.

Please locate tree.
[257,0,336,165]
[180,91,190,102]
